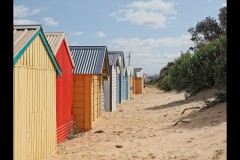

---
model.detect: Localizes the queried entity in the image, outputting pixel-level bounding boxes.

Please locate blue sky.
[14,0,226,75]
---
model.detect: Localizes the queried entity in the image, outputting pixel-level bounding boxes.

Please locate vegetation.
[158,62,174,91]
[157,6,227,96]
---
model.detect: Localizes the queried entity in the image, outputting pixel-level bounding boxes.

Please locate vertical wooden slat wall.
[112,67,117,111]
[130,76,133,97]
[92,75,101,119]
[125,76,130,100]
[135,77,143,94]
[103,79,110,111]
[121,72,125,101]
[116,73,120,104]
[101,79,105,112]
[104,66,117,112]
[55,41,73,143]
[73,74,102,131]
[98,75,102,116]
[73,75,85,130]
[13,35,57,160]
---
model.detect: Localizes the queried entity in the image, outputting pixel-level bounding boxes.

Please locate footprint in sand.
[212,150,224,160]
[148,153,156,159]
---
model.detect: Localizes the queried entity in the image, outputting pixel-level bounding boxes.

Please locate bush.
[168,52,192,91]
[158,34,226,93]
[213,35,227,89]
[159,74,172,91]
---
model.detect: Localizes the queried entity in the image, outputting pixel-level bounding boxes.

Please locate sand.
[43,86,226,160]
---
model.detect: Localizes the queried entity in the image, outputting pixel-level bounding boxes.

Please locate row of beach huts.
[13,25,145,160]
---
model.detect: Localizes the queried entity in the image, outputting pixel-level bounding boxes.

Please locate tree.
[188,16,223,50]
[158,61,174,91]
[218,6,227,33]
[159,61,174,80]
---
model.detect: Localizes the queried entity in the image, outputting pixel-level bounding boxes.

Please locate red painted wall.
[56,39,74,143]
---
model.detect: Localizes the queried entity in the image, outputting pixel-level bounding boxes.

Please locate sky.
[14,0,226,75]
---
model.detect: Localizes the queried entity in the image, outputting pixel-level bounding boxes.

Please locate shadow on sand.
[145,97,201,111]
[145,88,216,111]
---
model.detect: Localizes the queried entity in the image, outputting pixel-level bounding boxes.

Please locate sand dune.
[43,86,226,160]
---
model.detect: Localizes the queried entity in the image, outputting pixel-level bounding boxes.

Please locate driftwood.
[94,130,104,133]
[181,107,201,114]
[174,120,189,126]
[115,145,123,148]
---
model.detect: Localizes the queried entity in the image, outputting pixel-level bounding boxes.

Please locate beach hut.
[129,67,134,97]
[108,51,125,104]
[134,68,143,94]
[13,25,62,160]
[103,53,121,112]
[125,66,131,100]
[69,46,109,131]
[44,32,74,143]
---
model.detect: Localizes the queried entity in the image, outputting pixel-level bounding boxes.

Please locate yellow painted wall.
[130,77,133,97]
[13,35,57,160]
[73,74,101,131]
[92,75,101,120]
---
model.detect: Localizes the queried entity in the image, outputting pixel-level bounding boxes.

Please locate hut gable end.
[13,25,62,76]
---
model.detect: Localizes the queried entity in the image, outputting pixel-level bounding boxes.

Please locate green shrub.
[168,52,192,91]
[159,74,172,91]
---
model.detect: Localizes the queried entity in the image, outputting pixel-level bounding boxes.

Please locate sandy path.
[43,87,226,160]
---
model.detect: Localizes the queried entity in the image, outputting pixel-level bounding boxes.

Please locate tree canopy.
[157,6,227,93]
[188,6,226,51]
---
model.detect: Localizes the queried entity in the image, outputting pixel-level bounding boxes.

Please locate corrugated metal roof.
[13,25,41,57]
[13,25,62,76]
[69,46,107,74]
[44,32,64,56]
[108,53,118,65]
[134,68,142,72]
[108,51,125,68]
[134,68,143,77]
[44,32,74,67]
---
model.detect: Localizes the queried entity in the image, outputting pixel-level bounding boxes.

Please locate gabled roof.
[44,32,74,68]
[13,25,62,76]
[134,68,143,77]
[134,68,142,72]
[125,66,130,77]
[108,53,120,66]
[69,46,109,75]
[108,51,125,69]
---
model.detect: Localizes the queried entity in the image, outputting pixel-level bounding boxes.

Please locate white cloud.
[222,2,226,7]
[108,35,192,51]
[14,4,47,18]
[43,17,59,27]
[110,0,176,29]
[69,32,84,36]
[129,0,174,12]
[95,31,107,37]
[107,35,193,75]
[14,19,38,25]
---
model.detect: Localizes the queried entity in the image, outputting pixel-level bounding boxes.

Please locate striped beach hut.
[108,51,125,104]
[129,66,134,97]
[13,25,62,160]
[103,53,120,112]
[44,32,74,143]
[125,66,131,100]
[69,46,109,131]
